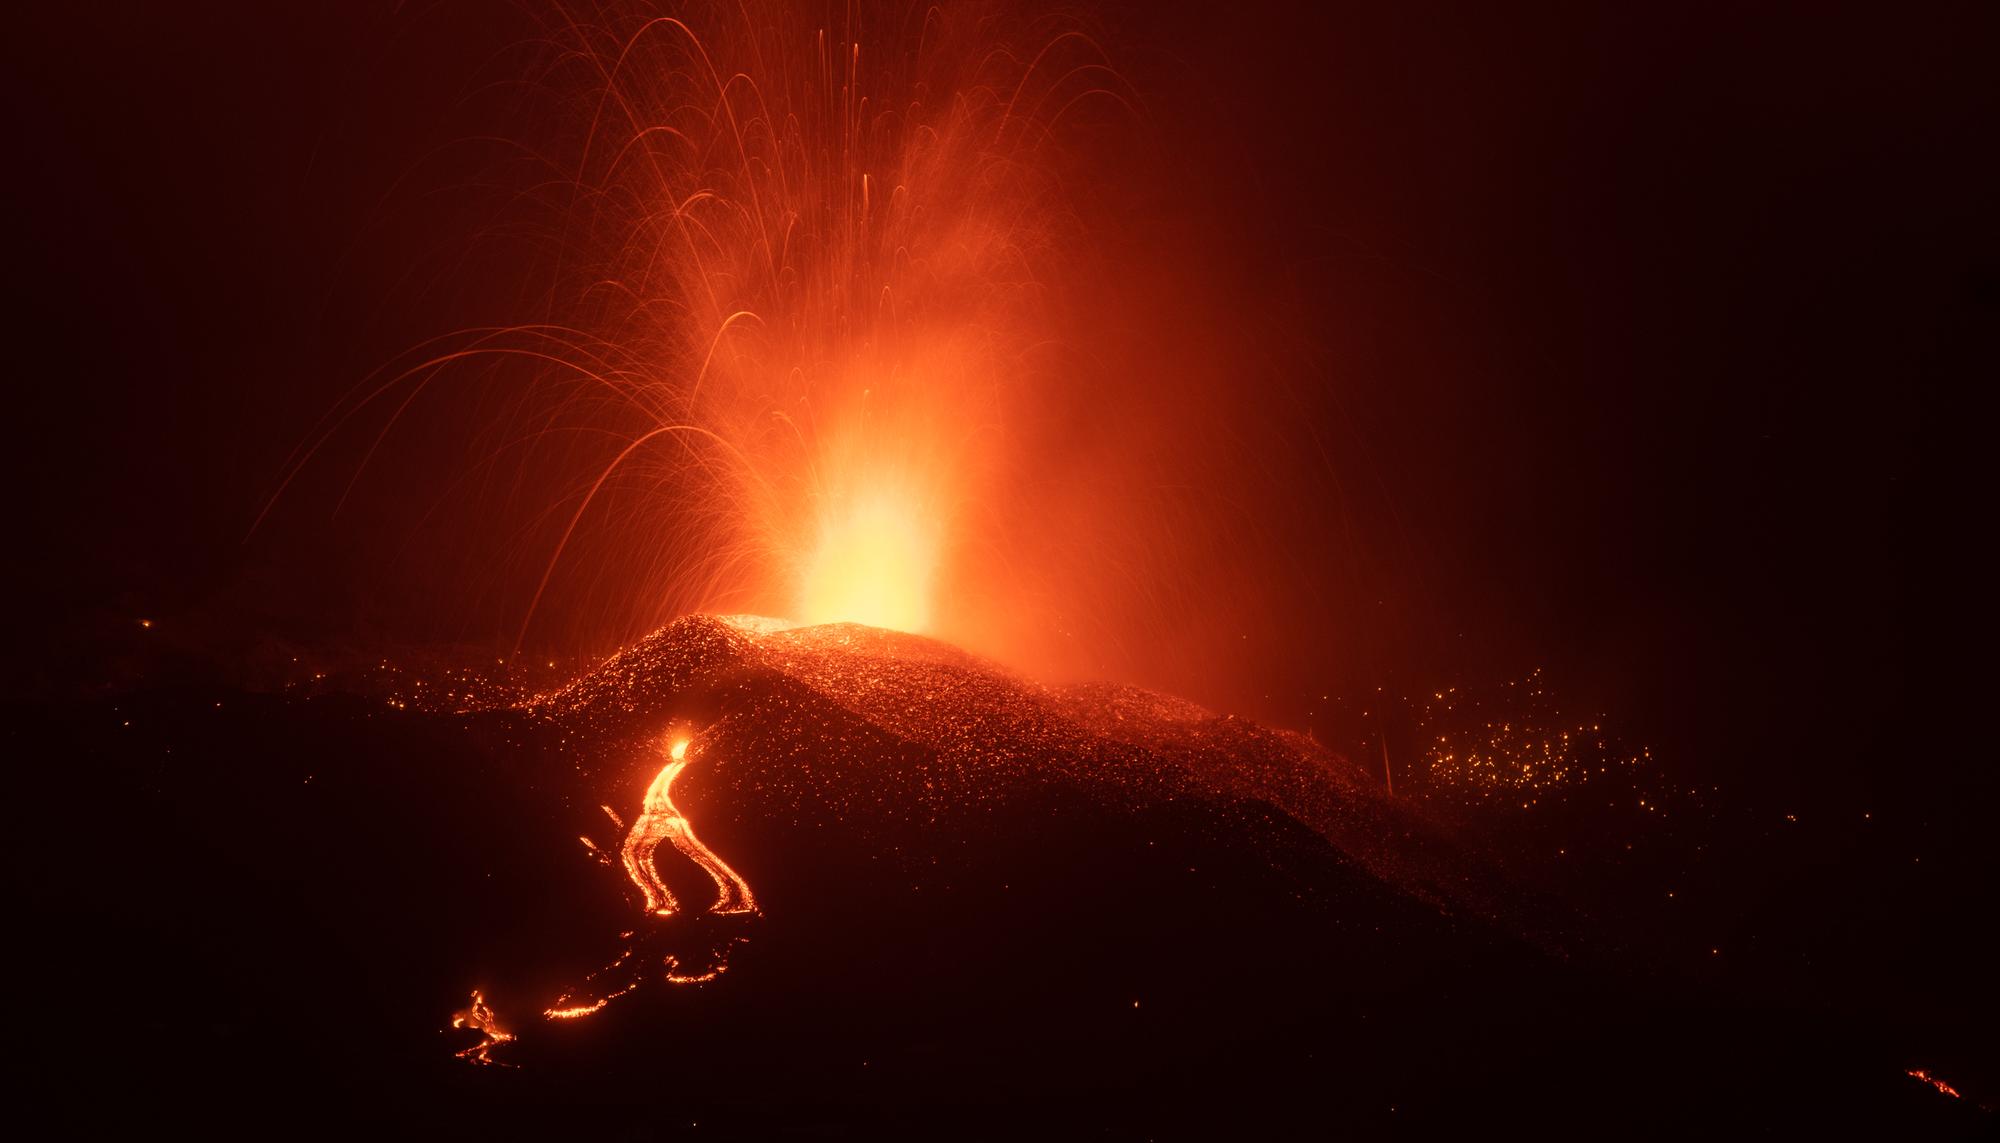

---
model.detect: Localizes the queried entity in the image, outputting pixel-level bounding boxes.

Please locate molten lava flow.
[619,735,757,917]
[545,981,635,1020]
[663,954,728,985]
[532,728,757,1031]
[450,990,515,1066]
[543,946,639,1021]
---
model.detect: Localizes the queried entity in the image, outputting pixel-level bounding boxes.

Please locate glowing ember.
[1384,671,1694,816]
[1907,1068,1963,1099]
[663,954,727,985]
[450,990,515,1066]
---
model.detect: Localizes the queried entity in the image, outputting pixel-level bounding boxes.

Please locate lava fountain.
[267,0,1141,659]
[275,0,1307,1054]
[316,4,1155,1043]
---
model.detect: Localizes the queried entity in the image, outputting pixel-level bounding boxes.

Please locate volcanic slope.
[532,613,1515,929]
[41,614,1929,1135]
[448,616,1579,1121]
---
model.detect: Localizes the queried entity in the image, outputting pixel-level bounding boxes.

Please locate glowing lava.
[521,723,760,1035]
[451,990,516,1066]
[544,981,635,1020]
[798,486,940,632]
[1907,1068,1963,1100]
[663,954,729,985]
[620,734,757,918]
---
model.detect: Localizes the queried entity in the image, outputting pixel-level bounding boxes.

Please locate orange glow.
[663,954,727,985]
[1907,1068,1963,1099]
[545,981,635,1020]
[533,721,758,1030]
[798,485,940,632]
[619,735,757,918]
[544,997,611,1019]
[266,2,1250,691]
[450,990,515,1066]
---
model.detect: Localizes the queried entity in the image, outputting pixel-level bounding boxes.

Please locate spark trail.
[264,0,1163,684]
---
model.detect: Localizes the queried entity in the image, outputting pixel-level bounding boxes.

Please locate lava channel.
[620,735,757,917]
[533,732,756,1028]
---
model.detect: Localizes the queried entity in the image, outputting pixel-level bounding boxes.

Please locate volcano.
[17,616,1977,1136]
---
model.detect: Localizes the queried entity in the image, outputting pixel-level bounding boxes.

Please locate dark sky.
[4,0,1991,824]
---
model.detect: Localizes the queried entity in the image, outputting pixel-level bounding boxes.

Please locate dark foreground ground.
[10,616,1990,1138]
